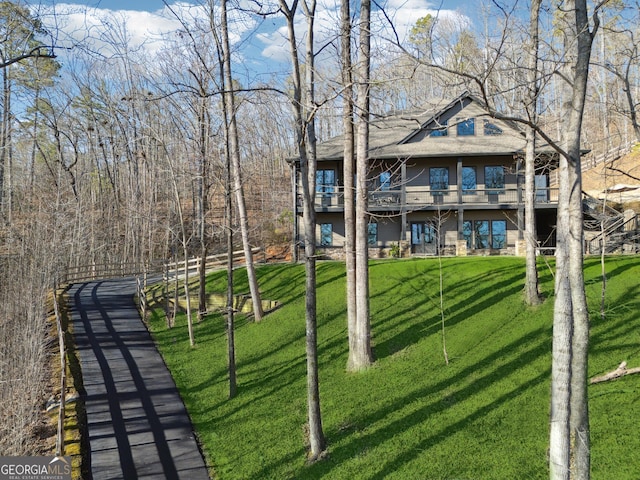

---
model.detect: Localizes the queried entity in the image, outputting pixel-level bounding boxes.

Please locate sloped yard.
[146,256,640,479]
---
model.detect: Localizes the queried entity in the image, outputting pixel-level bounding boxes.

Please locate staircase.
[584,192,640,254]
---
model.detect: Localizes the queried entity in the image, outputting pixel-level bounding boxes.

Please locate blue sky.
[29,0,470,82]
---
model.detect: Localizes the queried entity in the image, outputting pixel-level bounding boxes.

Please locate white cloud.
[253,0,467,70]
[34,2,256,59]
[30,0,467,78]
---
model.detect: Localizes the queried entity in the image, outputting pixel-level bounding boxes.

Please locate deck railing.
[310,186,559,209]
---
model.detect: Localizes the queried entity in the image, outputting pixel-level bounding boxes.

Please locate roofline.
[398,92,473,144]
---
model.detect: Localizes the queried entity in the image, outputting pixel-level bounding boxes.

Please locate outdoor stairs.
[583,192,640,254]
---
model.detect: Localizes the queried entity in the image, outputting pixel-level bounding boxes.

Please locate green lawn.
[146,256,640,479]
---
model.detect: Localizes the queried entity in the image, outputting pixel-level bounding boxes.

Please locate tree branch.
[606,165,640,182]
[590,361,640,384]
[0,46,56,69]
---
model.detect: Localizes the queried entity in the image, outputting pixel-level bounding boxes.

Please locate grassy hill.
[147,256,640,479]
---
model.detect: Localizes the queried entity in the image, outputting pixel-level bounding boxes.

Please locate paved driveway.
[69,279,210,480]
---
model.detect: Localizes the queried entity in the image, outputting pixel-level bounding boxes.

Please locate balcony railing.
[309,186,559,210]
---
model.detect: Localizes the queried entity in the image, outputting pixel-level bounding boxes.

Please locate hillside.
[147,257,640,479]
[582,145,640,209]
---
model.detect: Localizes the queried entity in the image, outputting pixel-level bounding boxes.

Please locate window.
[457,117,475,136]
[429,119,448,137]
[535,174,548,202]
[368,223,378,245]
[467,220,507,249]
[320,223,332,246]
[379,171,392,190]
[491,220,506,248]
[462,166,477,194]
[316,170,335,195]
[430,167,449,194]
[485,166,505,194]
[483,119,503,136]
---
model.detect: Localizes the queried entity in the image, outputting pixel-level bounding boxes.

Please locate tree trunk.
[226,136,237,399]
[524,127,541,305]
[220,0,264,322]
[341,0,358,371]
[350,0,374,371]
[302,0,325,459]
[183,244,195,347]
[524,0,542,306]
[197,96,209,322]
[0,67,10,212]
[549,1,596,478]
[549,153,573,480]
[279,0,326,459]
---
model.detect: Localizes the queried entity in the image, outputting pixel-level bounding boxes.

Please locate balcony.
[307,186,559,211]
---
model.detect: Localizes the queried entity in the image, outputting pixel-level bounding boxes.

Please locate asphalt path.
[68,278,210,480]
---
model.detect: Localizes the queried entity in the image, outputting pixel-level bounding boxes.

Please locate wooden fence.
[52,284,66,457]
[164,248,263,280]
[60,262,160,285]
[59,247,263,285]
[581,140,636,172]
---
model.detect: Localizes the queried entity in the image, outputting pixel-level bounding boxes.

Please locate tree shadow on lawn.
[180,312,344,423]
[589,281,640,371]
[370,262,527,360]
[279,324,552,479]
[252,261,346,306]
[254,263,307,303]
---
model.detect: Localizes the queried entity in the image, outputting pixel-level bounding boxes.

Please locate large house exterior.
[291,93,560,258]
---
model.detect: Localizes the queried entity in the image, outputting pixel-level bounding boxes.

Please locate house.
[291,93,560,258]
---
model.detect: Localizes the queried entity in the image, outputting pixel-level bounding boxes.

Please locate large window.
[429,119,448,137]
[466,219,507,249]
[368,222,378,245]
[491,220,506,248]
[320,223,333,246]
[430,167,449,193]
[457,117,475,136]
[462,166,477,194]
[485,166,505,194]
[316,169,335,195]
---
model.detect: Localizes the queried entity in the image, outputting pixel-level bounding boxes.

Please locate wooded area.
[1,1,639,477]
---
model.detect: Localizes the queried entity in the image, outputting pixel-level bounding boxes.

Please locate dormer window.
[483,119,503,136]
[429,119,448,137]
[457,118,475,136]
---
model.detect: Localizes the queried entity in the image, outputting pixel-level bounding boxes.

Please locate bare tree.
[523,0,542,307]
[548,2,600,478]
[225,110,237,398]
[216,0,264,322]
[340,0,358,372]
[351,0,374,371]
[279,0,326,460]
[594,3,640,143]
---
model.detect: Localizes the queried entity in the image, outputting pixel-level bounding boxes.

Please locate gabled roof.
[316,92,537,161]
